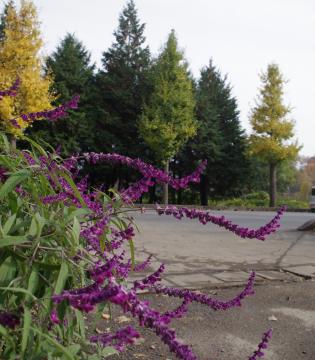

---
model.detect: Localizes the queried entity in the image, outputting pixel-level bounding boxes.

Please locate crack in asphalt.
[275,232,306,267]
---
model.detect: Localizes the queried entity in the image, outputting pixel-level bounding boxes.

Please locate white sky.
[24,0,315,156]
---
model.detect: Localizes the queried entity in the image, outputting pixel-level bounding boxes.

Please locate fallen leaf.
[117,315,130,323]
[134,354,146,358]
[134,337,145,345]
[102,313,110,320]
[268,315,278,321]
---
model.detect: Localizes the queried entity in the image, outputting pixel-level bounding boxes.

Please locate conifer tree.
[139,30,196,204]
[97,0,151,158]
[213,65,248,198]
[29,33,96,154]
[249,63,300,207]
[190,61,222,205]
[0,0,53,136]
[180,60,248,204]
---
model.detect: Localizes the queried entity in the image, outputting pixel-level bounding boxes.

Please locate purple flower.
[156,205,286,241]
[90,325,140,351]
[9,95,80,128]
[248,329,273,360]
[0,78,20,100]
[50,309,61,325]
[0,311,20,329]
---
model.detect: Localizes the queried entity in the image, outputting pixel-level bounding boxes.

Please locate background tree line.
[0,0,305,206]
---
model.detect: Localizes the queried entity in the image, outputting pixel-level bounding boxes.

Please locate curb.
[133,203,311,213]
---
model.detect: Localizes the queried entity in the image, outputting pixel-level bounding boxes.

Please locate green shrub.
[242,191,269,201]
[0,135,125,359]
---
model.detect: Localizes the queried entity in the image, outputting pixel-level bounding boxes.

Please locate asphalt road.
[127,210,315,288]
[101,210,315,359]
[105,281,315,360]
[133,209,315,232]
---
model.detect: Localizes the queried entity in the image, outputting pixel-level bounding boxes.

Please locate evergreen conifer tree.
[97,0,151,158]
[29,33,96,154]
[214,65,248,198]
[180,60,248,204]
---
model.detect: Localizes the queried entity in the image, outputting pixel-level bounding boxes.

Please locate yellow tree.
[0,0,53,136]
[249,63,300,207]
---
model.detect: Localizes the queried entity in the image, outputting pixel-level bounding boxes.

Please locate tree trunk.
[149,184,156,204]
[162,160,169,206]
[177,189,182,205]
[200,174,208,206]
[269,163,277,207]
[10,137,16,150]
[170,187,176,204]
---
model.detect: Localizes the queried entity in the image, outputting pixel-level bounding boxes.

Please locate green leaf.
[0,256,16,287]
[0,235,28,248]
[0,287,37,300]
[26,268,39,302]
[101,347,119,357]
[65,208,90,223]
[54,262,68,295]
[74,309,85,338]
[30,327,75,360]
[0,134,10,152]
[128,239,135,270]
[28,217,38,237]
[28,213,46,238]
[0,170,30,200]
[71,217,80,246]
[21,136,48,157]
[21,307,32,355]
[0,324,16,351]
[58,171,86,207]
[67,344,81,355]
[3,214,16,235]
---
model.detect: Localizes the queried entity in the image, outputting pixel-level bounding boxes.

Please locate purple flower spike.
[90,325,140,351]
[82,152,207,191]
[0,311,20,329]
[152,272,256,311]
[0,78,20,100]
[156,205,286,241]
[9,95,80,127]
[248,328,273,360]
[50,309,61,325]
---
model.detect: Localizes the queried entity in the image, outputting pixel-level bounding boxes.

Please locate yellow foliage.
[0,0,54,136]
[249,63,300,163]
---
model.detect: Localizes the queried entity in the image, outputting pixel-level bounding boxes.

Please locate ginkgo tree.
[249,63,300,207]
[139,30,196,205]
[0,0,53,136]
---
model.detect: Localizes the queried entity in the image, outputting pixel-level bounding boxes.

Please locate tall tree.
[0,0,53,136]
[180,60,248,205]
[139,30,196,204]
[97,0,151,159]
[29,33,96,154]
[214,67,248,199]
[249,63,300,207]
[0,1,14,42]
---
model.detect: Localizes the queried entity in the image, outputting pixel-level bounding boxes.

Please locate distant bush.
[242,191,269,201]
[277,198,308,209]
[207,194,308,210]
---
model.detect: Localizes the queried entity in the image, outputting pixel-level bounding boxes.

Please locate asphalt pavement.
[102,210,315,360]
[105,281,315,360]
[129,209,315,287]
